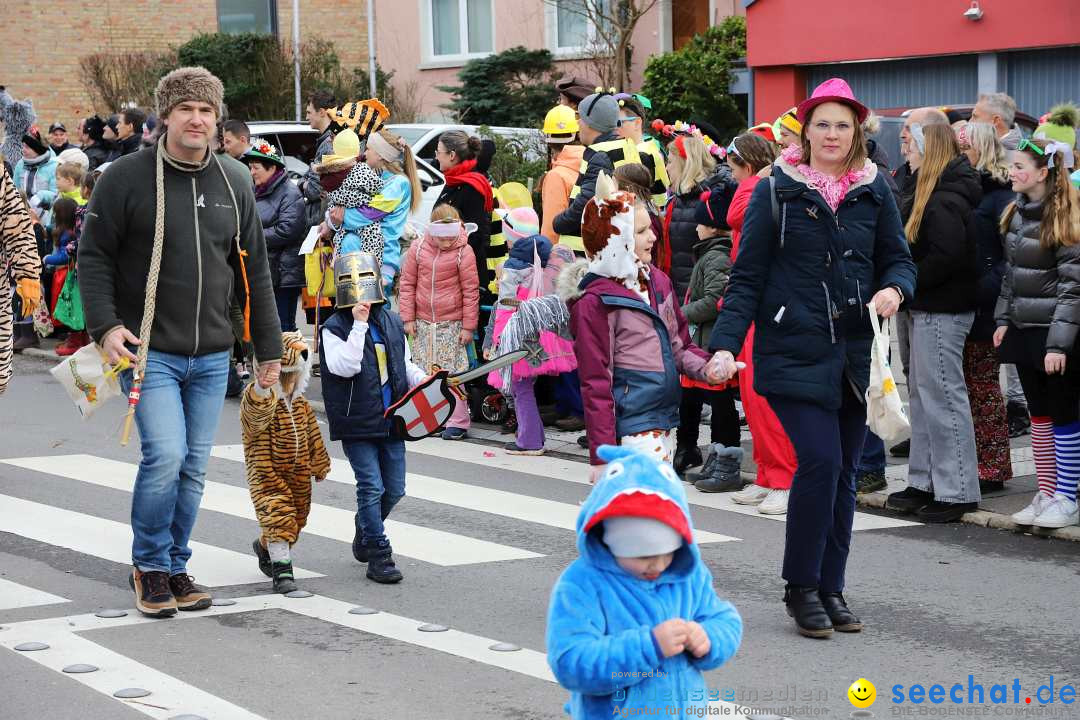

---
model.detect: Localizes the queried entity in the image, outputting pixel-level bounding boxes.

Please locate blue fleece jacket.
[546,445,742,718]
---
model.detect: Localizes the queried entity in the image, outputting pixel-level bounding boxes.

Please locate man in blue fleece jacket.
[546,445,742,718]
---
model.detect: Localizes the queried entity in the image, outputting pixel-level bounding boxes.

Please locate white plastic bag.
[865,305,910,442]
[50,343,128,418]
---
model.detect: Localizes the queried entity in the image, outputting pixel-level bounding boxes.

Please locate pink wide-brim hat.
[796,78,869,124]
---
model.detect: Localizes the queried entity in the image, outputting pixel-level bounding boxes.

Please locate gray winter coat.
[995,196,1080,353]
[256,171,308,289]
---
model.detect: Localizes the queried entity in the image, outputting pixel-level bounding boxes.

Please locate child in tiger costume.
[242,330,331,593]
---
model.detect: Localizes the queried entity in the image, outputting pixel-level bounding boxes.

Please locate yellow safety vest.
[559,137,641,254]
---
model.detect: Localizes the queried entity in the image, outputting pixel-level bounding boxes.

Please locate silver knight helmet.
[334,252,385,308]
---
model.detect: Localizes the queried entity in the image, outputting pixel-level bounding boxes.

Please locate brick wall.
[0,1,367,133]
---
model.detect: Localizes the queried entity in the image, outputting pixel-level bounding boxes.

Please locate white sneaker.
[1011,492,1050,525]
[758,489,789,515]
[1032,496,1080,529]
[731,484,769,505]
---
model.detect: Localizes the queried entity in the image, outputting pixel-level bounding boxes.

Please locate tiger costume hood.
[274,330,312,402]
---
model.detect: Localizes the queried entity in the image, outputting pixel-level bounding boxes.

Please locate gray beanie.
[578,93,619,134]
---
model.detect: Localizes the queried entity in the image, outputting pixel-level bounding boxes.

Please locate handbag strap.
[867,302,891,359]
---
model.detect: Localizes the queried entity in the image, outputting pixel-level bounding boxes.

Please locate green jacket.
[79,144,282,362]
[682,234,733,348]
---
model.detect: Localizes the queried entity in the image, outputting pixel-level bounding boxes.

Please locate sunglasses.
[726,137,746,163]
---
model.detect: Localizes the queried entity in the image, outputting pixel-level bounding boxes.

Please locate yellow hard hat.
[542,105,578,140]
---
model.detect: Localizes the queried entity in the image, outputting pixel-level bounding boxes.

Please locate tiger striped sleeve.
[240,383,279,445]
[302,402,331,479]
[1,166,39,282]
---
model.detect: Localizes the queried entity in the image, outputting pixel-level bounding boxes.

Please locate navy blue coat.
[319,307,409,441]
[709,159,917,410]
[970,172,1013,342]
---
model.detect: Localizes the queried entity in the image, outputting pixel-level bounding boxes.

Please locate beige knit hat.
[155,66,225,118]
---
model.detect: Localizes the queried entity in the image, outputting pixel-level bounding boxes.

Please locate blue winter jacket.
[546,445,742,718]
[709,157,916,410]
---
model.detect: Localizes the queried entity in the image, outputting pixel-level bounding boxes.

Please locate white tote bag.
[865,306,910,442]
[50,343,128,419]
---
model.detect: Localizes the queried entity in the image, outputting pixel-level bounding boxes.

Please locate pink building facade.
[374,0,744,121]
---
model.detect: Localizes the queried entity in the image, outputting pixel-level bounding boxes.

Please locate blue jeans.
[858,430,886,474]
[274,286,301,332]
[342,438,406,546]
[771,385,866,592]
[121,349,230,574]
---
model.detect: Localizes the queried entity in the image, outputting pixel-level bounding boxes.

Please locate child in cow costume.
[242,331,331,594]
[319,252,429,584]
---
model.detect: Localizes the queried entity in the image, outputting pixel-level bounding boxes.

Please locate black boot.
[673,445,703,475]
[352,527,368,563]
[695,446,745,493]
[365,541,403,584]
[783,585,833,638]
[252,539,272,577]
[271,560,298,594]
[12,322,39,352]
[820,592,862,632]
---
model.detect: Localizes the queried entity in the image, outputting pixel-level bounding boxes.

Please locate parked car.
[384,123,545,167]
[871,105,1039,172]
[246,120,446,227]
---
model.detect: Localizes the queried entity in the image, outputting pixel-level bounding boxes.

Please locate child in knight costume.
[242,331,331,593]
[319,252,429,583]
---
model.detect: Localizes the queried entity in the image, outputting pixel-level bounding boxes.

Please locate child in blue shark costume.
[546,445,742,719]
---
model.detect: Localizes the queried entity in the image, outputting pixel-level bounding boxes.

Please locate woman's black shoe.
[783,585,833,638]
[673,446,703,475]
[889,439,910,457]
[886,486,934,513]
[820,592,863,632]
[916,500,978,523]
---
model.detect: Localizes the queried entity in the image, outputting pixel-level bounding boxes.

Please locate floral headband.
[650,119,726,160]
[250,137,279,159]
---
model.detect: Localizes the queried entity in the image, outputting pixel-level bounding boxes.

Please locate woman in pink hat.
[708,78,917,638]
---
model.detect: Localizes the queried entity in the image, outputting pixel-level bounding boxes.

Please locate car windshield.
[385,126,428,148]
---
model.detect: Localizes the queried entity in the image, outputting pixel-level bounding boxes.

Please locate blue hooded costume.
[546,446,742,718]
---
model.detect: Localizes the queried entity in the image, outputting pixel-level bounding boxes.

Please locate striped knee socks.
[1053,420,1080,502]
[1031,417,1055,498]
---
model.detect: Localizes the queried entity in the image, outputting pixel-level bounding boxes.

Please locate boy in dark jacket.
[547,445,742,719]
[676,187,743,492]
[320,254,428,583]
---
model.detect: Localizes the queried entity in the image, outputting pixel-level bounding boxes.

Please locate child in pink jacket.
[398,204,480,440]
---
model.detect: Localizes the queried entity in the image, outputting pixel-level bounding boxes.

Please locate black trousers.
[677,387,740,448]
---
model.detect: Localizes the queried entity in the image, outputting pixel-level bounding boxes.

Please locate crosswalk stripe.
[0,578,69,611]
[1,627,267,719]
[404,438,920,531]
[2,455,541,567]
[0,494,321,587]
[1,593,761,717]
[211,445,739,545]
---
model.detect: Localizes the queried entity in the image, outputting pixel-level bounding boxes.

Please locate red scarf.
[442,159,494,213]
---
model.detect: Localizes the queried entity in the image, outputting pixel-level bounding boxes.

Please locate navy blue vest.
[319,307,409,441]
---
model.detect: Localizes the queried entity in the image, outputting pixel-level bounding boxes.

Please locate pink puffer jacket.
[398,228,480,330]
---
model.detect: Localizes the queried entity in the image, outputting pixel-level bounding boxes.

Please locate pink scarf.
[781,145,867,212]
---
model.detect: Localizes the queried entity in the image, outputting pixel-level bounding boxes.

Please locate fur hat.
[582,171,640,290]
[0,90,36,167]
[154,66,224,118]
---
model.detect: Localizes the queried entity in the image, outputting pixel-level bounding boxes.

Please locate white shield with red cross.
[384,370,458,441]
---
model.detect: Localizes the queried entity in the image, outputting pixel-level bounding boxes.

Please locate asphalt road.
[1,353,1077,720]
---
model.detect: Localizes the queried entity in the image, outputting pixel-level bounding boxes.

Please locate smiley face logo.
[848,678,876,708]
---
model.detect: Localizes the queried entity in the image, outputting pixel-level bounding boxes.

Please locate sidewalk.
[21,337,1079,542]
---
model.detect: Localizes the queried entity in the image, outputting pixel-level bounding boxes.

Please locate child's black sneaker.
[272,561,298,594]
[252,539,272,577]
[366,541,403,584]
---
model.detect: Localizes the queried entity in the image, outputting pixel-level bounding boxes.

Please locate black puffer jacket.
[996,196,1080,353]
[901,156,981,313]
[255,171,308,289]
[663,167,733,300]
[970,171,1013,341]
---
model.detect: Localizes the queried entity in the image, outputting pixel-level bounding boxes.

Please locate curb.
[856,491,1080,542]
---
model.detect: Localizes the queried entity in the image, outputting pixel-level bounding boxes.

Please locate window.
[549,0,608,53]
[217,0,277,34]
[428,0,493,60]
